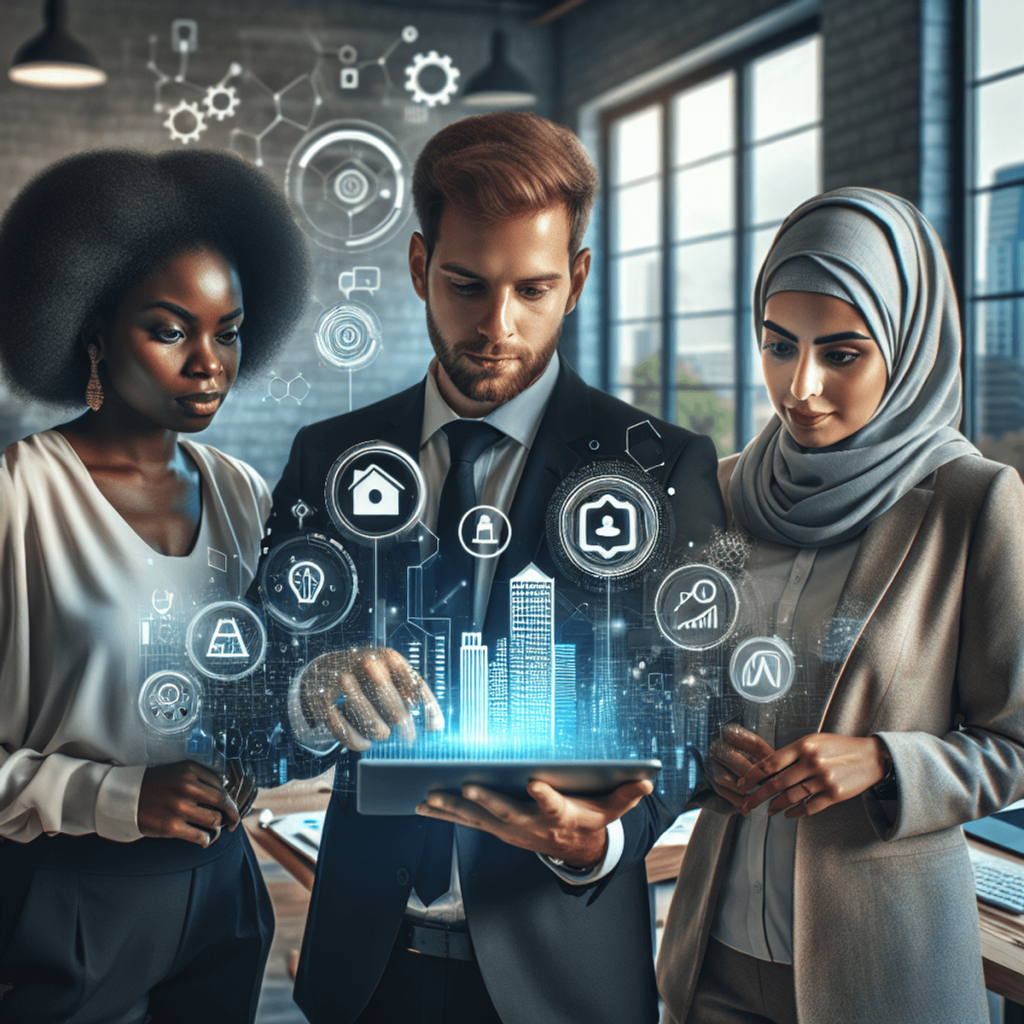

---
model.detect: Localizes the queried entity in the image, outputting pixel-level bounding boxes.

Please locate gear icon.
[164,99,207,144]
[404,50,460,107]
[202,82,240,121]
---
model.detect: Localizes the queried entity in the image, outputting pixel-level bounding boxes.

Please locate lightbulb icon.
[288,561,325,605]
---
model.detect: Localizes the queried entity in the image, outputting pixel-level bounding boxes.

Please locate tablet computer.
[356,758,661,816]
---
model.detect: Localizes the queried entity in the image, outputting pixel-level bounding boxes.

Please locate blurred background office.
[1,1,1021,1021]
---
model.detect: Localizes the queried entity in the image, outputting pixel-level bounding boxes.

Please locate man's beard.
[425,301,562,406]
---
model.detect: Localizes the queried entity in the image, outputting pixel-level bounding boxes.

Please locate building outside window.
[603,28,821,456]
[967,0,1024,470]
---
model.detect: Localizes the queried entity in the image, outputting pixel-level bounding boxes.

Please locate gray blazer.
[657,454,1024,1024]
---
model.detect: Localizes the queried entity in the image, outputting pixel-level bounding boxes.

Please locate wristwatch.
[873,757,898,799]
[546,855,600,875]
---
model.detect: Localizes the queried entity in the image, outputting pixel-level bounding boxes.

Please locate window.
[603,28,821,455]
[966,0,1024,466]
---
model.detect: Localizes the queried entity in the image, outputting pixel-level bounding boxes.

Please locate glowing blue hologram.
[578,493,637,560]
[163,99,207,144]
[729,635,796,703]
[171,19,197,54]
[508,564,557,745]
[265,371,311,404]
[351,464,404,516]
[338,266,381,300]
[291,499,315,529]
[289,561,324,604]
[340,67,359,89]
[458,505,512,559]
[207,548,228,572]
[230,67,322,168]
[151,590,174,615]
[139,670,202,734]
[207,618,250,658]
[460,632,489,743]
[147,29,242,142]
[655,564,739,651]
[404,50,460,107]
[186,600,267,681]
[260,533,358,633]
[326,441,426,544]
[625,420,666,472]
[548,462,669,586]
[286,121,411,253]
[315,301,383,371]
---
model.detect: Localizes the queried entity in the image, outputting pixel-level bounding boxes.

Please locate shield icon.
[577,493,638,560]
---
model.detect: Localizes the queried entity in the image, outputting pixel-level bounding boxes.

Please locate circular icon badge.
[186,600,267,681]
[285,120,411,252]
[458,505,512,560]
[729,636,797,704]
[326,441,426,544]
[138,671,202,734]
[315,301,382,371]
[260,533,359,633]
[655,564,739,651]
[547,462,670,588]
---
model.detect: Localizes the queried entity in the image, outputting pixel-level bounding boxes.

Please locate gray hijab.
[730,187,978,547]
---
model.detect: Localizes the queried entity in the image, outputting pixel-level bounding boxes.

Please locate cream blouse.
[0,430,270,844]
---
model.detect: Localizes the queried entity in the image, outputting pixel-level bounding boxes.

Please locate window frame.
[599,17,820,452]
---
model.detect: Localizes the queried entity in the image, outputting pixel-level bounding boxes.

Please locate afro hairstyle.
[0,147,311,407]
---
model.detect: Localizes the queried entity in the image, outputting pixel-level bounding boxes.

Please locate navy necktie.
[415,419,502,908]
[430,419,504,626]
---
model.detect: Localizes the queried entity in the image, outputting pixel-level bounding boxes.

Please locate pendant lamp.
[9,0,106,89]
[462,30,536,108]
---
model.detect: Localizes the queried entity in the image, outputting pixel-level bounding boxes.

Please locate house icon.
[349,464,405,516]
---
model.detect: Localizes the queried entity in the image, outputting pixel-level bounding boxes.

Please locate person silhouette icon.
[595,514,621,537]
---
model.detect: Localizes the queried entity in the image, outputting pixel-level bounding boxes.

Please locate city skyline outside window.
[967,0,1024,469]
[603,29,821,456]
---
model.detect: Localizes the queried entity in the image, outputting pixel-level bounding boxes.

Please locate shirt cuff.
[537,819,625,886]
[93,764,147,842]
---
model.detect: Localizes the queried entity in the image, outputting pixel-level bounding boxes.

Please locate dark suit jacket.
[266,361,725,1024]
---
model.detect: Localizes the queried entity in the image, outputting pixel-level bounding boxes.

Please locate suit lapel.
[817,484,934,734]
[381,380,427,459]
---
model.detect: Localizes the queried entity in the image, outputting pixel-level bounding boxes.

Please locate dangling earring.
[86,344,104,412]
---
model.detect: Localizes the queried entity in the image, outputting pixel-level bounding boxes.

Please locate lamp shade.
[462,30,536,108]
[9,0,106,89]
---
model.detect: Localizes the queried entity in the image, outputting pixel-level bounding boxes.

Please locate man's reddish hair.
[412,111,599,260]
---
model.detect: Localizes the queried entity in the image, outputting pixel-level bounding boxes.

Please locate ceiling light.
[462,30,536,108]
[9,0,106,89]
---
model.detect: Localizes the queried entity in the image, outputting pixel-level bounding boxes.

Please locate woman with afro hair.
[0,148,310,1023]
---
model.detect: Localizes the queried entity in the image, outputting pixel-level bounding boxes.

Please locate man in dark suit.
[265,111,725,1024]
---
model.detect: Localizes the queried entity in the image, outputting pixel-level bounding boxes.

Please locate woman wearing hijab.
[656,187,1024,1024]
[0,149,309,1023]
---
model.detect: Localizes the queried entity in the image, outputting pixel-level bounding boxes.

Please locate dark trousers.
[353,943,502,1024]
[687,937,798,1024]
[0,830,273,1024]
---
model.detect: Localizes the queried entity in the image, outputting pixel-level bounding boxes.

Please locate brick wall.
[0,0,556,486]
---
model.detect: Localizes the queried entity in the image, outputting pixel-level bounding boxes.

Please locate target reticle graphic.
[138,670,202,734]
[260,533,359,633]
[655,563,739,651]
[546,460,672,590]
[185,600,267,681]
[326,440,426,545]
[286,120,411,253]
[315,300,383,371]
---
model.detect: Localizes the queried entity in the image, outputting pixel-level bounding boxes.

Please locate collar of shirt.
[420,350,560,452]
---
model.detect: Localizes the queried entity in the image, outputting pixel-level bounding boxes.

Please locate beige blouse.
[0,430,270,844]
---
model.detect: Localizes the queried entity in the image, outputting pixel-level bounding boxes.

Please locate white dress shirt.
[407,354,624,924]
[0,430,270,843]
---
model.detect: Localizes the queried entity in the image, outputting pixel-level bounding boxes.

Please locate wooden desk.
[646,828,1024,1005]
